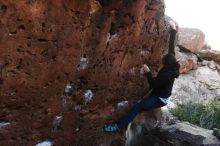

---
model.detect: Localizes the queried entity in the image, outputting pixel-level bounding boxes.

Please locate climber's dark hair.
[163,54,180,70]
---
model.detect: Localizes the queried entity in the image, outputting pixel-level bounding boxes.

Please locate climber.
[102,20,180,133]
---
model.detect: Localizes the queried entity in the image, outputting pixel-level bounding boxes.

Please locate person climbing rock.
[102,20,180,133]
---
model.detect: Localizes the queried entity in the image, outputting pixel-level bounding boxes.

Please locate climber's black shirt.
[169,29,177,55]
[146,67,179,98]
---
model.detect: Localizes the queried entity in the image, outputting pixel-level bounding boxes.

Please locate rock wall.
[0,0,170,145]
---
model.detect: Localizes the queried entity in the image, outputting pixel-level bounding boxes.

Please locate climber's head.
[163,54,180,70]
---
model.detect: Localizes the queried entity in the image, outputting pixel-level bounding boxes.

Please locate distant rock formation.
[171,66,220,104]
[171,27,220,105]
[178,28,205,53]
[198,49,220,64]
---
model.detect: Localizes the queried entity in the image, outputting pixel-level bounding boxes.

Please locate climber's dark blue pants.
[116,96,166,129]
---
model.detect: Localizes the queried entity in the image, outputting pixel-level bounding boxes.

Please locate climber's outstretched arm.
[169,29,177,55]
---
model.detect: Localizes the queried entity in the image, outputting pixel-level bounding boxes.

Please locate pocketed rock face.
[0,0,170,145]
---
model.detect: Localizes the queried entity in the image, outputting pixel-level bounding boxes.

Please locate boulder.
[175,47,198,73]
[125,121,220,146]
[151,122,220,146]
[198,60,218,70]
[201,41,211,50]
[207,60,217,70]
[177,28,205,53]
[171,66,220,104]
[198,49,220,64]
[216,63,220,73]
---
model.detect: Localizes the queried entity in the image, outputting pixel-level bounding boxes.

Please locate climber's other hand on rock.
[169,20,176,30]
[143,64,150,73]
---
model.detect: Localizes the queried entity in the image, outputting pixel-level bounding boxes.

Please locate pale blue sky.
[165,0,220,51]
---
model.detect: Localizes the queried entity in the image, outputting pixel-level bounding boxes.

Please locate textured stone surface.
[0,0,170,145]
[125,121,220,146]
[171,66,220,105]
[198,49,220,64]
[125,107,173,146]
[177,28,205,53]
[152,122,220,146]
[175,47,198,73]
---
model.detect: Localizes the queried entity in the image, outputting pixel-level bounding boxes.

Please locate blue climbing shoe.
[102,124,119,133]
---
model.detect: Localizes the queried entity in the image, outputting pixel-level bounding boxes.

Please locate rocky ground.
[125,121,220,146]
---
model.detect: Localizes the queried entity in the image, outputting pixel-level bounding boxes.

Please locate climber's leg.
[115,96,165,129]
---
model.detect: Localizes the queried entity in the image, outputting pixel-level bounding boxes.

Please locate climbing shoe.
[102,123,119,133]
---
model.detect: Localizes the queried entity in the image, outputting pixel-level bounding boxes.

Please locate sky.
[165,0,220,51]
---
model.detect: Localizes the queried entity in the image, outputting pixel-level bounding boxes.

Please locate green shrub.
[169,101,220,129]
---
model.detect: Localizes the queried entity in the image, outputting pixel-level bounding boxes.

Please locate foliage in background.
[169,101,220,129]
